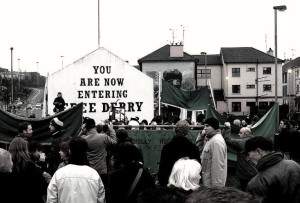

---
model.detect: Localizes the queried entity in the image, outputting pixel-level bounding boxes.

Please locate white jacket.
[47,164,105,203]
[201,133,227,187]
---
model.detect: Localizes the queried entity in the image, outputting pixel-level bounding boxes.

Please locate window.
[232,102,241,112]
[263,67,271,74]
[246,102,256,107]
[263,84,272,92]
[232,85,240,94]
[283,86,287,97]
[296,70,299,78]
[247,67,255,72]
[259,102,268,109]
[297,84,300,93]
[232,68,240,77]
[198,69,211,79]
[246,84,255,89]
[282,72,287,83]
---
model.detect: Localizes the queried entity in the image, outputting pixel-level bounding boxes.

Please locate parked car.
[35,103,42,109]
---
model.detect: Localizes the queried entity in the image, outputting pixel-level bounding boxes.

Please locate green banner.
[0,103,83,144]
[128,130,237,174]
[161,80,211,110]
[251,103,279,140]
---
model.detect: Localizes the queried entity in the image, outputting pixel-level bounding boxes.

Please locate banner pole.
[158,72,161,116]
[208,79,216,109]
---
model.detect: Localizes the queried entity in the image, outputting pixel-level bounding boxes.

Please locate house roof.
[221,47,284,64]
[282,57,300,70]
[193,54,222,65]
[138,44,196,64]
[0,67,8,72]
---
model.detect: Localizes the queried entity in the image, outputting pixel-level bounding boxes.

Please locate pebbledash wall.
[44,47,154,123]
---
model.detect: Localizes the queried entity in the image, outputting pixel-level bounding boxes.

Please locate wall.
[46,48,154,123]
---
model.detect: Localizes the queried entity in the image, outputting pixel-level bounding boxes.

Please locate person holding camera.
[80,117,117,188]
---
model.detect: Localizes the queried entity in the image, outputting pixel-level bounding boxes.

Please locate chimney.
[170,43,184,57]
[267,48,274,56]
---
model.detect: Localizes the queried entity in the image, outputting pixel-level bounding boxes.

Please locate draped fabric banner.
[251,103,279,140]
[0,103,83,144]
[128,130,237,174]
[161,80,211,110]
[128,104,278,174]
[128,130,198,174]
[205,104,226,125]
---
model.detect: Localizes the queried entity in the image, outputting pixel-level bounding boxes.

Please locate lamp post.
[201,52,207,86]
[274,5,287,103]
[288,69,292,119]
[17,58,21,90]
[10,47,14,104]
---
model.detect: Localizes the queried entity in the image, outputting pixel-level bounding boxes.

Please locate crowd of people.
[0,115,300,203]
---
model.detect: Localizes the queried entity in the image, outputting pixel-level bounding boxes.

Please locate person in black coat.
[46,117,65,175]
[246,136,300,203]
[158,120,199,186]
[0,148,16,203]
[53,92,65,113]
[9,137,47,203]
[107,142,155,203]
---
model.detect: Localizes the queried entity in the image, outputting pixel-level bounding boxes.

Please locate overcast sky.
[0,0,298,76]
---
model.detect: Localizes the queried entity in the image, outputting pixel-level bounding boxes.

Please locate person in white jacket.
[201,117,227,187]
[47,137,105,203]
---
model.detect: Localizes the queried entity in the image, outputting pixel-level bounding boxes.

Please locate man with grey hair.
[158,120,199,186]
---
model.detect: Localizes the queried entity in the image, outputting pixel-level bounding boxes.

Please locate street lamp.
[274,5,287,103]
[288,69,292,118]
[10,47,14,104]
[201,52,207,86]
[17,58,21,90]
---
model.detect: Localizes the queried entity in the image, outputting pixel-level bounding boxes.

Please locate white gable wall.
[47,48,154,123]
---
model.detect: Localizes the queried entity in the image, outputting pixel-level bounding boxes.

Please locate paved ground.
[15,87,44,118]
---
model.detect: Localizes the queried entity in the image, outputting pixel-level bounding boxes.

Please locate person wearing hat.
[201,117,227,188]
[158,120,199,186]
[46,117,66,175]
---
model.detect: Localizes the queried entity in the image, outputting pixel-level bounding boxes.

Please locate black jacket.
[107,163,155,203]
[12,161,47,203]
[53,96,65,112]
[0,172,17,203]
[158,136,200,186]
[46,130,65,175]
[247,152,300,203]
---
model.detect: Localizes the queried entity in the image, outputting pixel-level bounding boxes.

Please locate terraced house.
[139,44,284,115]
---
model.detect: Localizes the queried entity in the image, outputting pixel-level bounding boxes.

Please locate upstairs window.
[246,84,255,89]
[247,67,255,72]
[263,84,272,92]
[198,69,211,79]
[232,68,240,77]
[263,67,271,74]
[232,85,241,94]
